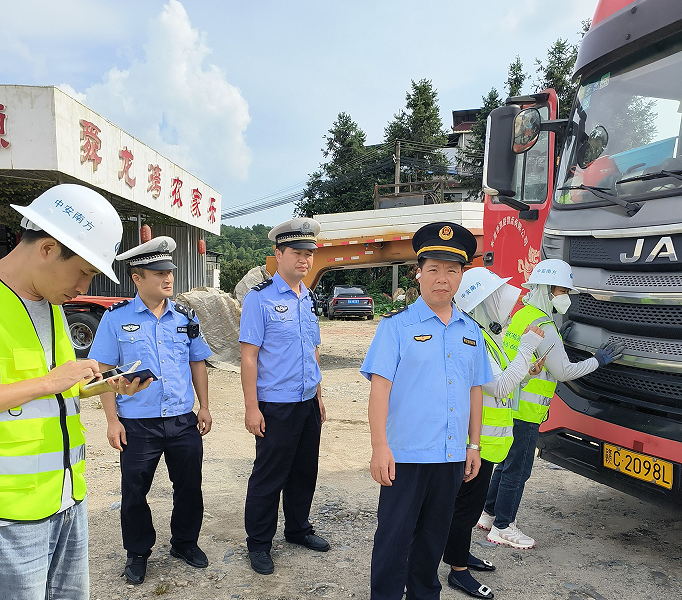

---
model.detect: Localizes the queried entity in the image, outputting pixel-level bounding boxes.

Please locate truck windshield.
[555,34,682,208]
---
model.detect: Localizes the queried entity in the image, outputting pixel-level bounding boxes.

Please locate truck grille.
[566,347,682,417]
[568,293,682,339]
[605,273,682,287]
[604,334,682,357]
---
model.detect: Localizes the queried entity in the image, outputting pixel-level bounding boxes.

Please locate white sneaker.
[487,523,535,549]
[476,511,494,531]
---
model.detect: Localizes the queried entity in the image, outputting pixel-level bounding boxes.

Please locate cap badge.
[301,222,313,235]
[159,240,169,252]
[439,226,453,240]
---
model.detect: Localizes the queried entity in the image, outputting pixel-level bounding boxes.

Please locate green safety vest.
[480,328,514,463]
[0,281,86,521]
[503,304,560,424]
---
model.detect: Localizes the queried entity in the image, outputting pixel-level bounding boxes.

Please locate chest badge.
[463,337,477,347]
[414,334,432,342]
[121,324,140,332]
[275,305,288,313]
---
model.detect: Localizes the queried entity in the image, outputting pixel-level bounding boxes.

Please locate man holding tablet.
[89,236,212,585]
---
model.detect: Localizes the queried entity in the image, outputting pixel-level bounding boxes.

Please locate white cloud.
[71,0,251,184]
[56,84,86,104]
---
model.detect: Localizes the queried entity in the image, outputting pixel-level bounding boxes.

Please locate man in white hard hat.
[481,259,624,550]
[89,236,213,585]
[0,184,149,600]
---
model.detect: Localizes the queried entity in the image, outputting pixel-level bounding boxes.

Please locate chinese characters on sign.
[118,146,136,188]
[80,120,102,170]
[208,197,217,224]
[191,188,202,218]
[148,164,162,198]
[0,104,9,149]
[171,177,183,207]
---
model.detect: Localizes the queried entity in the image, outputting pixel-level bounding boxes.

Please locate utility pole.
[394,140,401,195]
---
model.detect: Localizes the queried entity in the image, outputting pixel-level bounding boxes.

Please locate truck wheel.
[67,312,100,358]
[367,314,374,320]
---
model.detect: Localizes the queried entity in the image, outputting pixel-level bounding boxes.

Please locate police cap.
[412,222,477,265]
[268,218,321,250]
[115,236,177,270]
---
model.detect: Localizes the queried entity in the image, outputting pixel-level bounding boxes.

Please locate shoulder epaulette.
[107,299,129,312]
[382,305,409,318]
[174,302,196,320]
[251,278,274,292]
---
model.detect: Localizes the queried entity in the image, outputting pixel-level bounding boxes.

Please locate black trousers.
[244,398,322,552]
[371,462,465,600]
[442,459,495,567]
[119,412,203,556]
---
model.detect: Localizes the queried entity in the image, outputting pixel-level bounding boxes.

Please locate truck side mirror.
[482,104,521,197]
[513,108,542,154]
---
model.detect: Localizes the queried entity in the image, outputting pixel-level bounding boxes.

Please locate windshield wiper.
[615,169,682,185]
[557,184,641,216]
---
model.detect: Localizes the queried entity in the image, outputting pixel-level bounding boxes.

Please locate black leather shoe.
[286,533,330,552]
[170,545,208,568]
[448,569,494,599]
[123,554,148,585]
[248,550,274,575]
[467,552,496,572]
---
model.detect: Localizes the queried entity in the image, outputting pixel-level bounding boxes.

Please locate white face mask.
[551,293,571,314]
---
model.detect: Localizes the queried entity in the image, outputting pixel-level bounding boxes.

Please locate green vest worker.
[483,259,624,550]
[0,185,149,600]
[443,267,544,599]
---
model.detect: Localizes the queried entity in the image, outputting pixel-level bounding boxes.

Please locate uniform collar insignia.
[122,324,140,332]
[413,334,432,342]
[275,305,288,313]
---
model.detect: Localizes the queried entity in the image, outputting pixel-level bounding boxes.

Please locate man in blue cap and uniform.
[239,217,329,576]
[361,222,493,600]
[89,236,213,585]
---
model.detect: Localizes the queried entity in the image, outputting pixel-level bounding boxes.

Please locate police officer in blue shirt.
[239,217,329,576]
[89,236,213,585]
[361,222,493,600]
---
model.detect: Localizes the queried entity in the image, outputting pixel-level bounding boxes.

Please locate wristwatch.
[466,443,481,451]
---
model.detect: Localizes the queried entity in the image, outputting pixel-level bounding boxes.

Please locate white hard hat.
[12,184,123,283]
[523,259,577,292]
[456,267,513,312]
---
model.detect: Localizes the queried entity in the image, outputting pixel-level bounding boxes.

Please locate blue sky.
[3,0,597,228]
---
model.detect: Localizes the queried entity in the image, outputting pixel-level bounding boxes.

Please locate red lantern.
[140,224,152,243]
[198,239,206,255]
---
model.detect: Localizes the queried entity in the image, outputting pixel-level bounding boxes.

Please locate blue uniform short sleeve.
[471,326,493,387]
[360,318,401,382]
[239,290,265,347]
[88,310,121,366]
[188,321,212,361]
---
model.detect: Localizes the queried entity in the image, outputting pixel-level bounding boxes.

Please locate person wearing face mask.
[481,259,624,550]
[442,268,545,599]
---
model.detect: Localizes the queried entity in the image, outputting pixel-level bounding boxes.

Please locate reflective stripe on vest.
[0,281,86,521]
[479,328,514,463]
[503,305,560,424]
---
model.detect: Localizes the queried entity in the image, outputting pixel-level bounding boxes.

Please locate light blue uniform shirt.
[89,294,212,419]
[239,272,322,403]
[360,295,493,463]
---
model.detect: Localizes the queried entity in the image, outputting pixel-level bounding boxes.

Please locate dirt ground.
[84,319,682,600]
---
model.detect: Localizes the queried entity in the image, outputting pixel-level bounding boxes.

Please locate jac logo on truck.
[620,236,679,263]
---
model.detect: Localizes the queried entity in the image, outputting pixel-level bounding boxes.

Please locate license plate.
[603,443,673,490]
[347,299,360,304]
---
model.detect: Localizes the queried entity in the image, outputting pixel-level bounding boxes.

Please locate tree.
[384,79,449,181]
[456,88,503,199]
[505,55,527,98]
[534,38,579,119]
[296,112,383,217]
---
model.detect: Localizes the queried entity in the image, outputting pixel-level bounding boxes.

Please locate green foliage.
[505,55,528,98]
[206,224,274,293]
[534,38,579,119]
[384,79,450,180]
[457,88,503,199]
